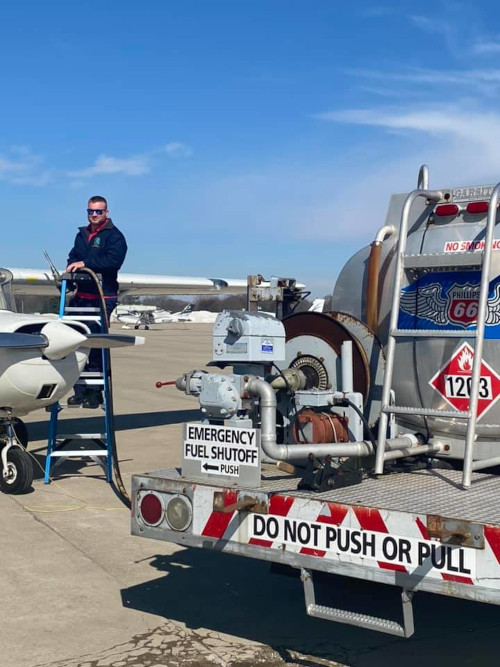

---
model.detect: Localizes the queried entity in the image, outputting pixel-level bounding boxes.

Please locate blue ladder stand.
[45,274,114,483]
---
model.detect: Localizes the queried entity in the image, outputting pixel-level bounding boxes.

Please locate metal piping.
[366,225,396,333]
[341,341,353,394]
[246,377,422,462]
[374,224,397,246]
[417,164,429,190]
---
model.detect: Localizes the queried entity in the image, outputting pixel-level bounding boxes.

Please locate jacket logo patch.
[93,237,101,247]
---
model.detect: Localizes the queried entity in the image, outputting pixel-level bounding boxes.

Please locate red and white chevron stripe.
[193,486,500,588]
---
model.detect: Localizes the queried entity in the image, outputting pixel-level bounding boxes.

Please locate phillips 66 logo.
[398,272,500,335]
[447,285,479,325]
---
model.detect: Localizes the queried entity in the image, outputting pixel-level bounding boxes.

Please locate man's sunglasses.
[87,209,105,215]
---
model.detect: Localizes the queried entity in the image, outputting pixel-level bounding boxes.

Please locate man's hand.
[66,261,85,272]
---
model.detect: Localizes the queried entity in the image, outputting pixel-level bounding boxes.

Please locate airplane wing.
[3,268,248,296]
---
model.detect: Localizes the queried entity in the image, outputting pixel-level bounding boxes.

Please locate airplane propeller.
[0,323,144,360]
[0,333,48,349]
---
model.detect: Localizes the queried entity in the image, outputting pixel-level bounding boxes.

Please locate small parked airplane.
[114,304,194,329]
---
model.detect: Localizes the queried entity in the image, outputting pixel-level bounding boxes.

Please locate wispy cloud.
[67,141,193,182]
[0,147,53,186]
[164,141,193,158]
[358,6,394,19]
[67,154,150,179]
[344,66,500,96]
[472,41,500,55]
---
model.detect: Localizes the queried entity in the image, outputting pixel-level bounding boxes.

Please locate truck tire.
[0,447,33,494]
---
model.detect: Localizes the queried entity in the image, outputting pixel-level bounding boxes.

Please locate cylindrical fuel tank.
[332,189,500,443]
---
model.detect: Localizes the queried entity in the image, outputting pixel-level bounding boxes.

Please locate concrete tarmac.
[2,323,500,667]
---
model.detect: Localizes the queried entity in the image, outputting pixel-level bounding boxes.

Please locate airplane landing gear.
[0,420,33,494]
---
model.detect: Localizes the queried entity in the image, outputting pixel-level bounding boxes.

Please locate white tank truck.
[131,167,500,637]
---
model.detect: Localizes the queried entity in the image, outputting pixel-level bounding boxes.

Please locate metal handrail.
[374,185,443,475]
[462,182,500,488]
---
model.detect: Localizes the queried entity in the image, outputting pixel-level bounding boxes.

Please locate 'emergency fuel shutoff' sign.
[182,423,261,485]
[429,342,500,419]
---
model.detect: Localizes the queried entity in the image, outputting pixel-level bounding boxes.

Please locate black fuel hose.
[337,397,377,450]
[74,268,131,508]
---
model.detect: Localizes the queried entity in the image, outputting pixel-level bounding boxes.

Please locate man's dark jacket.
[67,219,127,296]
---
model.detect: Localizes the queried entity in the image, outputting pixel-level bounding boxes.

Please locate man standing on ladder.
[66,196,128,408]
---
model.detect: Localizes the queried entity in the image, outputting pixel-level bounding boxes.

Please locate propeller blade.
[0,332,48,349]
[81,334,145,349]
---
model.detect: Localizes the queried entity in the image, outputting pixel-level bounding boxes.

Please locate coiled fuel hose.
[75,267,131,508]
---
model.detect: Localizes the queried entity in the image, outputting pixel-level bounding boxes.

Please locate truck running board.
[301,568,415,637]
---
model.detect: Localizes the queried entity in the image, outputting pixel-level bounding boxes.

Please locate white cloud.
[0,148,52,186]
[473,41,500,55]
[164,142,193,158]
[358,6,394,19]
[67,154,150,179]
[317,104,500,152]
[67,141,193,181]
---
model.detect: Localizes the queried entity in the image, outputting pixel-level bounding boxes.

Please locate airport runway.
[2,323,500,667]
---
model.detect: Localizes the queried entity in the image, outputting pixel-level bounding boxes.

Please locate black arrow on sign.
[203,462,220,472]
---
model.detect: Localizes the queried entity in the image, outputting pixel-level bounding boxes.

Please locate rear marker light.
[166,494,193,531]
[466,201,489,214]
[139,492,164,526]
[435,204,460,217]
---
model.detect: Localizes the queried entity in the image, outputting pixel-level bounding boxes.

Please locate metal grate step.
[307,604,406,637]
[391,328,476,338]
[383,405,470,419]
[403,252,483,269]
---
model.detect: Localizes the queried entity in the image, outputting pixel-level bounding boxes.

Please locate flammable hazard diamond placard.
[429,342,500,419]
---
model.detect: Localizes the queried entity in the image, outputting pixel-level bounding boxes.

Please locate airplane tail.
[308,298,325,313]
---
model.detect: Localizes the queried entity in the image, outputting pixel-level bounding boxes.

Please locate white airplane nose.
[41,321,88,361]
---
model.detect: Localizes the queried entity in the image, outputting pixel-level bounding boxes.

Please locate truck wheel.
[0,448,33,494]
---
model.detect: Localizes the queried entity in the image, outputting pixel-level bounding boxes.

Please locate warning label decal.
[249,514,476,577]
[429,342,500,419]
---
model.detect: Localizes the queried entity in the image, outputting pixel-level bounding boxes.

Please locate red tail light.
[139,492,164,526]
[435,204,460,216]
[466,201,489,214]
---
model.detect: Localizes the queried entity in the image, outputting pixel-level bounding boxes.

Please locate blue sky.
[3,1,500,296]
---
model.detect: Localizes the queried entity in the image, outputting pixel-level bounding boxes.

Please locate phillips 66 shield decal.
[398,271,500,338]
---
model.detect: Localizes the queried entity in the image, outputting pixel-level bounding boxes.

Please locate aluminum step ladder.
[44,274,114,483]
[375,175,500,488]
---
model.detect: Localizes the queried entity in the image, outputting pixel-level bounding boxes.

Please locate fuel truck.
[131,166,500,637]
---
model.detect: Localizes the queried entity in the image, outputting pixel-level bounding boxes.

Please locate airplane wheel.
[145,325,150,330]
[0,447,33,494]
[134,325,139,329]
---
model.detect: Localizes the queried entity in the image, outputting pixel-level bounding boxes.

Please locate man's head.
[87,196,108,227]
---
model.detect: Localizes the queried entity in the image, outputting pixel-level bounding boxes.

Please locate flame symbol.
[458,348,474,372]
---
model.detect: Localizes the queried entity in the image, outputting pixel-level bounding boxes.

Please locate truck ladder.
[44,275,115,483]
[375,178,500,489]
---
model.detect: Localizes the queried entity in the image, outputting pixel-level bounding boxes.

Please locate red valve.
[155,380,177,388]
